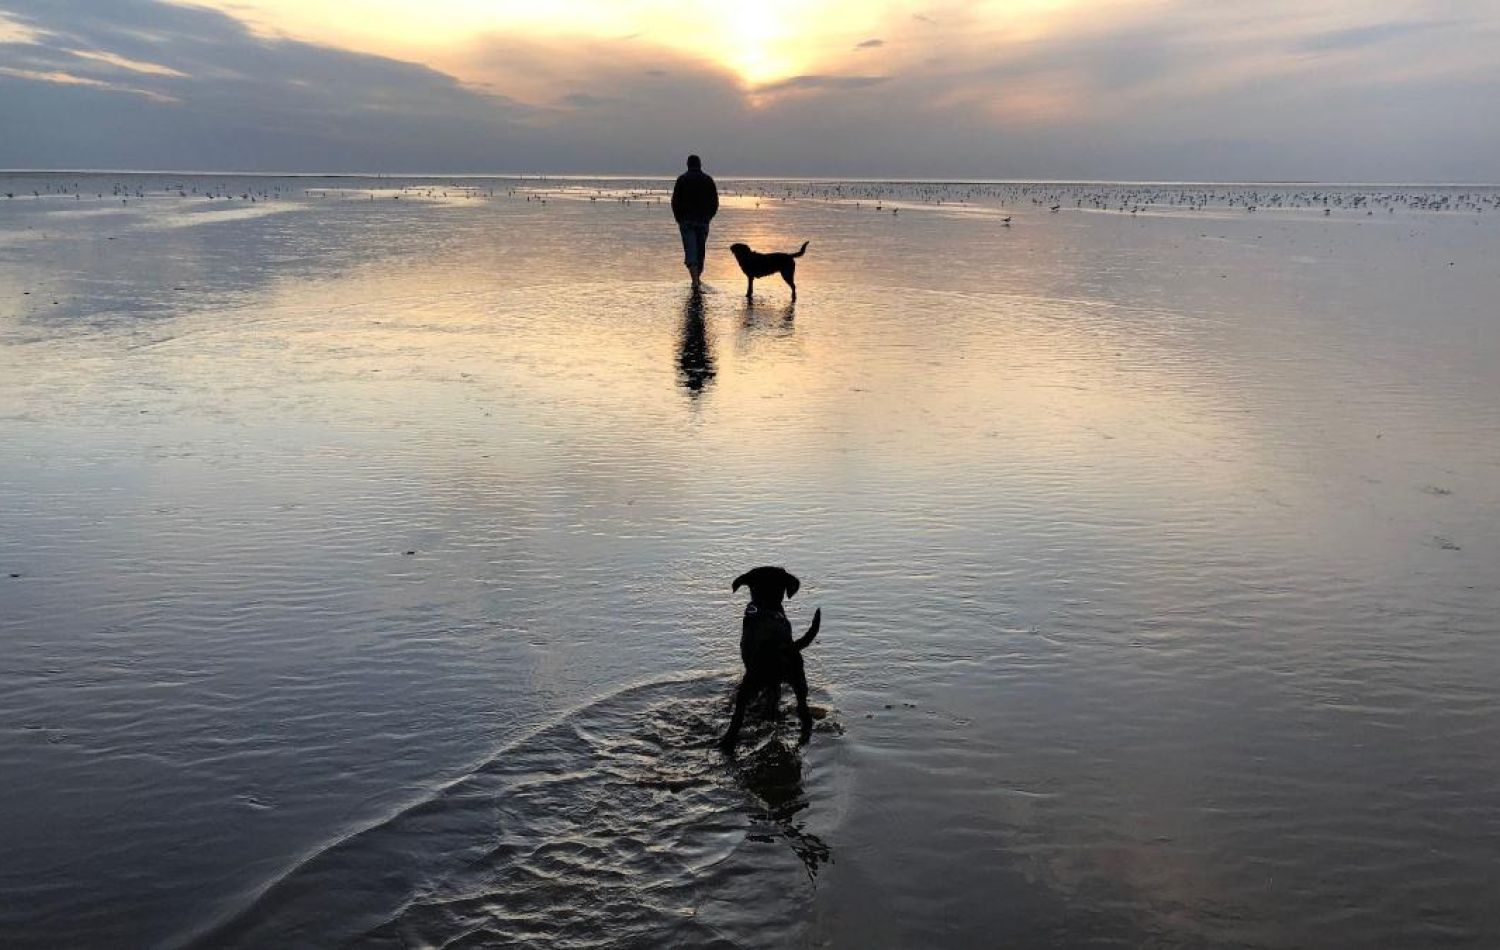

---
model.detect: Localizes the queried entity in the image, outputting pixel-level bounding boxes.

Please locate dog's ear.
[781,569,800,599]
[732,570,752,592]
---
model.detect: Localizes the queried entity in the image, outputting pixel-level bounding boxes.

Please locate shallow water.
[2,175,1498,948]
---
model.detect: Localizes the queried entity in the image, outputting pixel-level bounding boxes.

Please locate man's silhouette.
[671,154,719,291]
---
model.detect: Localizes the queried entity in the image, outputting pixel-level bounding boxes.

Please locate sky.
[1,0,1498,180]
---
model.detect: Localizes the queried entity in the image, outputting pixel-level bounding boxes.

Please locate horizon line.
[3,168,1499,189]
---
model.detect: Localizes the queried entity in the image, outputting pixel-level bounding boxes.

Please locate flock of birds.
[3,179,298,205]
[705,179,1500,218]
[5,175,1499,222]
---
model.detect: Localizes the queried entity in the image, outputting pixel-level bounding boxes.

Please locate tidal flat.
[2,174,1498,948]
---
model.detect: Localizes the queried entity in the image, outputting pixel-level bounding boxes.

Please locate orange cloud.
[0,65,178,102]
[67,48,188,78]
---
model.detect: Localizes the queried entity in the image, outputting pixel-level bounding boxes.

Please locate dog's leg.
[746,275,754,299]
[763,681,781,721]
[782,264,796,302]
[791,671,813,746]
[721,676,755,751]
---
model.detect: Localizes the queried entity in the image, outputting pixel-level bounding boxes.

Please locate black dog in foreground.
[729,241,809,301]
[721,566,822,751]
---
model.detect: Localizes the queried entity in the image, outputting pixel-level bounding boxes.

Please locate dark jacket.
[671,168,719,224]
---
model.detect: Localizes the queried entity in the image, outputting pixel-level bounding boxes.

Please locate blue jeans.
[679,221,709,271]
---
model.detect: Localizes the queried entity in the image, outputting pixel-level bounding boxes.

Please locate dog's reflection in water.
[677,290,716,397]
[740,297,797,337]
[730,730,832,881]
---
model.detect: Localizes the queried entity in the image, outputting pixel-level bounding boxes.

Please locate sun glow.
[185,0,922,86]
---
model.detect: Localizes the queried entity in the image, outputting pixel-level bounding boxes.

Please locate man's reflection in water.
[678,290,716,397]
[735,737,832,881]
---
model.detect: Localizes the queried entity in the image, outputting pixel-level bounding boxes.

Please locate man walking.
[671,154,718,291]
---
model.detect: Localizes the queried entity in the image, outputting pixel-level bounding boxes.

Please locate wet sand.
[2,174,1498,948]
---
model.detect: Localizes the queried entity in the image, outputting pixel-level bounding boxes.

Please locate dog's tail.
[791,240,809,258]
[794,608,821,651]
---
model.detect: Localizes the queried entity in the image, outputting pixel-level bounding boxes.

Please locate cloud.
[558,92,617,109]
[1298,19,1451,52]
[0,65,176,102]
[754,74,891,94]
[856,38,884,49]
[0,9,43,42]
[66,47,187,77]
[0,0,543,171]
[1,0,1498,180]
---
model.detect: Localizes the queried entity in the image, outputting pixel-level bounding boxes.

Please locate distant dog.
[729,241,808,301]
[721,566,822,751]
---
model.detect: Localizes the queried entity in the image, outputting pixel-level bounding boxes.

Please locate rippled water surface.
[2,175,1499,949]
